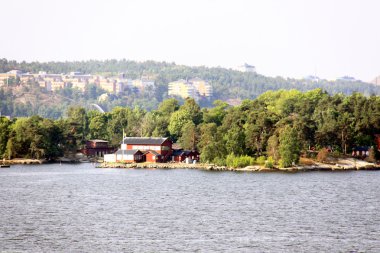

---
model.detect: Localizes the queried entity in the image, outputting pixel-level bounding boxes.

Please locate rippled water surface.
[0,164,380,252]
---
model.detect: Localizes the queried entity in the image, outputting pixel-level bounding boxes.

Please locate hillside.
[1,58,380,118]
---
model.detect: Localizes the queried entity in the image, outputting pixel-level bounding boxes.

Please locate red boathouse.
[121,137,173,162]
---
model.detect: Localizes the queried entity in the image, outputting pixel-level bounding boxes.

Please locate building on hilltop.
[168,78,212,100]
[236,63,256,73]
[0,70,22,86]
[336,76,356,82]
[168,79,198,100]
[189,77,213,97]
[0,69,156,94]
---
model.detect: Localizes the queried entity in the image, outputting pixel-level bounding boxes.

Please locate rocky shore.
[97,158,380,172]
[1,158,47,165]
[3,157,379,172]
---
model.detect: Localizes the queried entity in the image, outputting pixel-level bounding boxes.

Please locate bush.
[213,157,226,166]
[265,156,274,168]
[278,159,285,168]
[256,156,266,165]
[316,148,329,162]
[365,147,376,163]
[226,154,255,168]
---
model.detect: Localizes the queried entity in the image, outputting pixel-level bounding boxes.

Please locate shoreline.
[97,160,380,172]
[2,158,379,172]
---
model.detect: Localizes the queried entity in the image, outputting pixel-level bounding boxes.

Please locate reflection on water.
[1,164,379,252]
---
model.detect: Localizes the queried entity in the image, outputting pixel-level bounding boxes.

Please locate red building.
[172,149,200,163]
[80,140,116,157]
[375,134,380,150]
[121,137,173,162]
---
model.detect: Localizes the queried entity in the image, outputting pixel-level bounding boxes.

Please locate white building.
[237,63,256,73]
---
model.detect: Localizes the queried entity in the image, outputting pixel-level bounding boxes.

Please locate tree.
[179,122,198,150]
[0,117,11,158]
[198,123,226,163]
[89,114,108,140]
[279,125,300,167]
[267,134,280,163]
[202,100,228,126]
[66,106,88,145]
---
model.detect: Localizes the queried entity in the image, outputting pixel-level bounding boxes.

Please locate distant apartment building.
[19,73,35,85]
[99,78,116,93]
[0,70,22,86]
[336,76,356,82]
[236,63,256,73]
[0,69,156,94]
[189,77,213,97]
[168,78,212,100]
[132,78,155,92]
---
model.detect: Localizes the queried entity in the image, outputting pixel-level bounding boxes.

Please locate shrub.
[256,156,266,165]
[265,156,274,168]
[366,147,376,163]
[278,159,285,168]
[226,154,255,168]
[316,148,329,162]
[213,157,226,166]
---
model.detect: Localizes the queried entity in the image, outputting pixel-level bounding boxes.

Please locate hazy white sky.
[1,0,379,81]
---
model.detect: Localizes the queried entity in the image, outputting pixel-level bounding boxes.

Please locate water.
[0,164,379,252]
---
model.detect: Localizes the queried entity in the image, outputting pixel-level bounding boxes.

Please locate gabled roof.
[115,149,142,155]
[144,150,161,156]
[122,137,170,145]
[172,149,197,156]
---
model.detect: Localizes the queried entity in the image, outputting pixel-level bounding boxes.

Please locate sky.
[0,0,379,81]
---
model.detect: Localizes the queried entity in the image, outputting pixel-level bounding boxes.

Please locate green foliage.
[226,154,255,168]
[267,134,280,162]
[4,116,63,159]
[256,156,266,165]
[279,125,300,168]
[0,117,11,158]
[179,122,198,150]
[265,156,275,168]
[2,87,380,164]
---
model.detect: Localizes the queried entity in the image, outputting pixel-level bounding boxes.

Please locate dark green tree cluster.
[1,89,380,167]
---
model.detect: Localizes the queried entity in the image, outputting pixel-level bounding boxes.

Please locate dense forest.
[1,58,380,119]
[1,89,379,167]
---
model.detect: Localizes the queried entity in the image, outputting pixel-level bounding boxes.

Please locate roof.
[172,149,196,156]
[144,150,161,156]
[88,139,108,143]
[352,146,369,151]
[115,149,142,155]
[172,150,189,156]
[121,137,170,145]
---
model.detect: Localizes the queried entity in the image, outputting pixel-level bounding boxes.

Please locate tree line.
[2,58,380,119]
[1,89,380,167]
